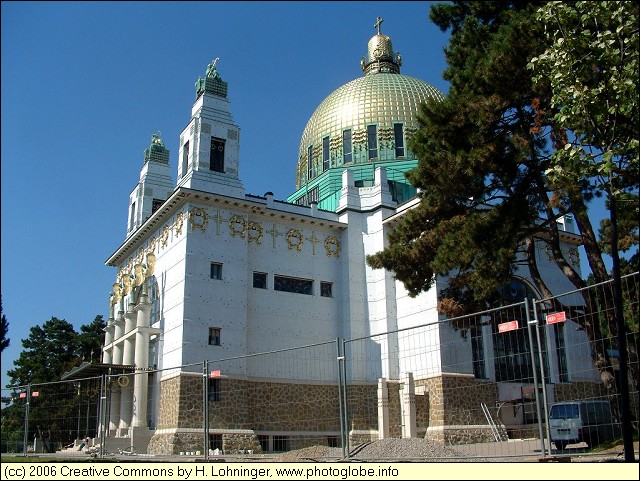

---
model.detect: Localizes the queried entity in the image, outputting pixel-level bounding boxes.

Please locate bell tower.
[176,58,244,196]
[126,133,174,237]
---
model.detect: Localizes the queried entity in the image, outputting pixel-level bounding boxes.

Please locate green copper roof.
[195,57,228,99]
[144,133,170,164]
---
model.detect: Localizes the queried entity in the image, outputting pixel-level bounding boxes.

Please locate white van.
[548,400,620,450]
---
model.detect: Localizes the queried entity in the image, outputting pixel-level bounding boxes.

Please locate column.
[132,288,151,429]
[108,305,125,434]
[118,305,137,435]
[377,378,389,439]
[102,303,115,364]
[400,372,416,438]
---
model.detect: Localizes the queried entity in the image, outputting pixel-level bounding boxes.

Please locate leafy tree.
[0,296,9,353]
[529,1,639,354]
[366,1,638,392]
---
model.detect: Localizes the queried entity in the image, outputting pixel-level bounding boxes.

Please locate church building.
[100,19,599,455]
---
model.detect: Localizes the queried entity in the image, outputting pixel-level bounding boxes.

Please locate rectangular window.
[152,198,163,214]
[327,436,340,448]
[343,129,352,164]
[471,326,485,379]
[274,275,313,295]
[258,435,269,452]
[209,434,223,451]
[367,124,378,159]
[253,272,267,289]
[322,136,330,171]
[210,137,225,172]
[307,186,318,205]
[208,327,221,346]
[272,435,289,452]
[307,145,314,180]
[208,378,221,402]
[320,281,333,298]
[182,141,189,177]
[129,201,136,230]
[493,324,549,383]
[393,123,405,157]
[210,262,222,280]
[554,324,568,382]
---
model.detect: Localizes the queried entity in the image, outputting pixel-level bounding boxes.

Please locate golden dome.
[296,20,444,189]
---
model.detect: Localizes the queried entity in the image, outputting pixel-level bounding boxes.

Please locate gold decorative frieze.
[229,214,247,238]
[161,225,170,248]
[247,221,263,244]
[174,211,184,236]
[267,224,282,248]
[189,207,208,231]
[324,236,341,258]
[286,229,304,252]
[568,247,579,267]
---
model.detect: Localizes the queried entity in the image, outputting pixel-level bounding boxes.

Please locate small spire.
[374,16,383,35]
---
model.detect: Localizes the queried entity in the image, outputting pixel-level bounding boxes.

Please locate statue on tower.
[196,56,227,99]
[206,57,220,79]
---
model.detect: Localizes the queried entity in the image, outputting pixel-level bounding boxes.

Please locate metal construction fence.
[1,272,638,461]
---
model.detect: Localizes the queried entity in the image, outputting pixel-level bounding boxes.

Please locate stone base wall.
[426,426,498,444]
[148,431,202,455]
[147,371,613,454]
[417,374,505,444]
[222,433,262,454]
[346,383,378,432]
[148,373,345,454]
[554,381,607,401]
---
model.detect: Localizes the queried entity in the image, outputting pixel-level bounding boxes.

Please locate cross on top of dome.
[374,16,383,34]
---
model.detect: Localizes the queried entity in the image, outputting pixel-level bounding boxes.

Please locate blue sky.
[0,1,453,389]
[0,1,612,390]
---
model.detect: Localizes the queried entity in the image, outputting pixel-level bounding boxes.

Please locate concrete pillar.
[400,372,416,438]
[132,291,151,428]
[118,307,137,434]
[102,321,114,364]
[109,309,125,434]
[377,378,389,439]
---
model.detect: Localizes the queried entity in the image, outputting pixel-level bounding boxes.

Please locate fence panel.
[342,272,638,461]
[1,376,103,456]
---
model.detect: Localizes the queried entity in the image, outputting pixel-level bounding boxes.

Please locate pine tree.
[366,1,638,391]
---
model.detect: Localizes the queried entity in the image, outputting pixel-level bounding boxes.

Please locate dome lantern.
[361,17,402,75]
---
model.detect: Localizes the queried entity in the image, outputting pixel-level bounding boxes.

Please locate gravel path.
[271,439,482,462]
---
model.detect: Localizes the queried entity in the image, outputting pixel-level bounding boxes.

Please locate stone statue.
[122,272,132,297]
[206,57,220,79]
[145,252,156,277]
[112,283,122,305]
[134,263,144,287]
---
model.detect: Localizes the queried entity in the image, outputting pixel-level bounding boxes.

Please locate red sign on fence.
[546,311,567,324]
[498,320,519,333]
[31,391,39,397]
[19,392,26,398]
[210,370,221,378]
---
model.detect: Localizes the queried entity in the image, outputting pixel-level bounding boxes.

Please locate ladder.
[481,402,503,442]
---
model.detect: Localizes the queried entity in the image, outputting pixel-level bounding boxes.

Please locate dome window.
[393,123,405,158]
[307,145,314,180]
[367,124,378,160]
[342,129,352,164]
[322,136,330,172]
